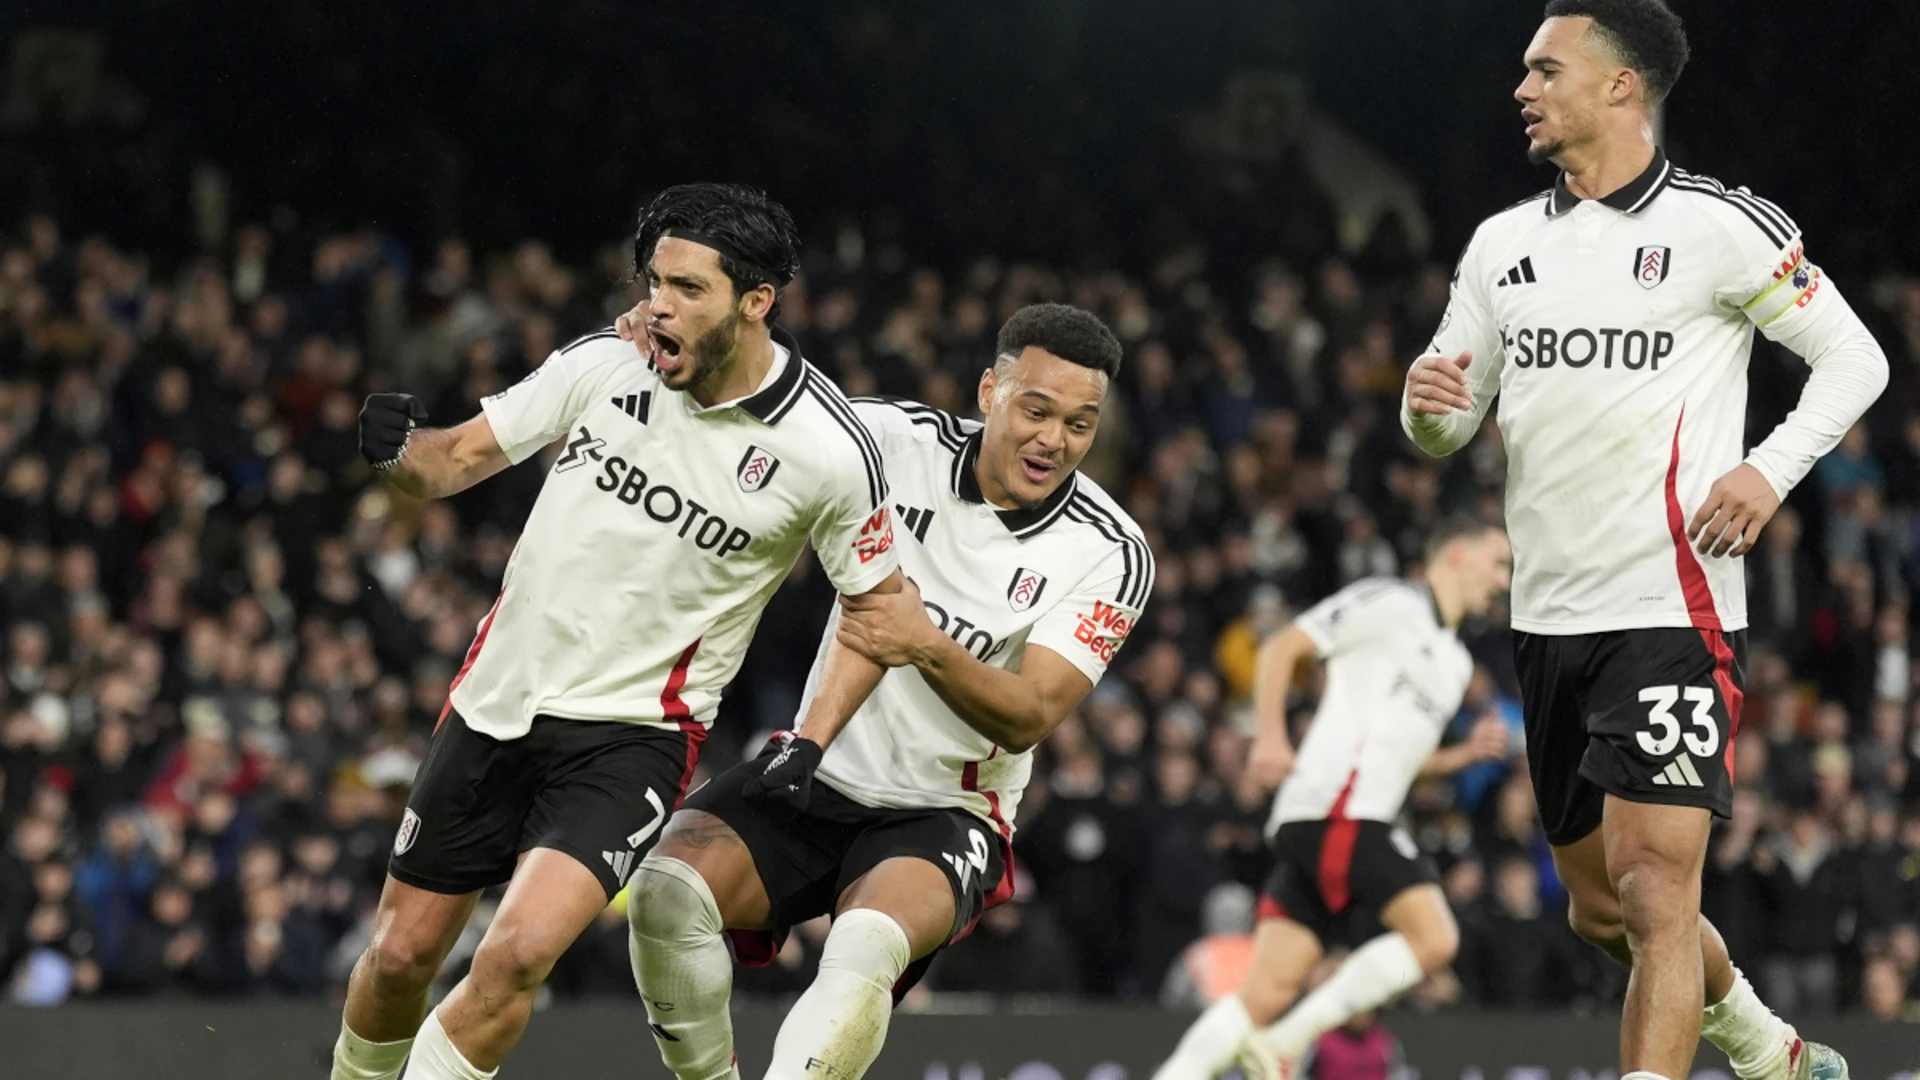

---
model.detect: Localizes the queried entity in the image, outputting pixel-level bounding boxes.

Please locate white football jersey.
[447,328,898,741]
[1409,151,1844,634]
[1271,577,1474,828]
[812,399,1155,843]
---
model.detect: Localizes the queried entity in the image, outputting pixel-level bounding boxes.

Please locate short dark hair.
[1543,0,1690,104]
[1424,514,1500,560]
[633,183,801,316]
[995,303,1123,379]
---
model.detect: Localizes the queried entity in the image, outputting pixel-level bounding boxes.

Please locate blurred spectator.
[1161,882,1258,1008]
[927,870,1080,997]
[1757,811,1844,1017]
[1300,1012,1411,1080]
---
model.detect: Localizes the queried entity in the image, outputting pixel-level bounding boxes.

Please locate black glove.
[359,393,428,470]
[741,731,824,811]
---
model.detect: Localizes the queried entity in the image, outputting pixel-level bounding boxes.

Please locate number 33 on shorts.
[1635,685,1720,757]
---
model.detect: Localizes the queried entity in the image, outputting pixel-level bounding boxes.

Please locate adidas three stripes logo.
[1497,256,1538,287]
[611,392,651,423]
[1649,755,1705,787]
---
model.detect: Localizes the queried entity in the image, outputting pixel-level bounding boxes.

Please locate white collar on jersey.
[949,429,1079,538]
[1546,147,1673,217]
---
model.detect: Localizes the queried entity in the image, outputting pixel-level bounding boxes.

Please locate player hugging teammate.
[613,298,1153,1080]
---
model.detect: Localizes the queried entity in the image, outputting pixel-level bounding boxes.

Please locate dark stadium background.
[0,1,1916,1074]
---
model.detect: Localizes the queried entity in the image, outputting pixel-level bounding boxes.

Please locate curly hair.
[994,303,1123,379]
[1543,0,1690,104]
[632,183,801,318]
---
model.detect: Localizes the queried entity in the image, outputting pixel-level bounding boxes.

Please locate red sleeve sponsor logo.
[853,506,894,564]
[1071,600,1134,664]
[1770,243,1806,282]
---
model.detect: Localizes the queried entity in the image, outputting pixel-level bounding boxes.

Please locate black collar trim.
[733,326,809,423]
[1416,580,1448,629]
[951,430,1078,538]
[1547,148,1672,217]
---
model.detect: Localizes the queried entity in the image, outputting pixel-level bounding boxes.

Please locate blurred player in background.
[613,302,1152,1079]
[332,184,903,1080]
[1153,519,1513,1080]
[1402,3,1887,1080]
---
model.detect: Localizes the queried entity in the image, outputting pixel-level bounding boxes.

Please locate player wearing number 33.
[331,184,907,1080]
[1402,6,1885,1080]
[613,301,1152,1080]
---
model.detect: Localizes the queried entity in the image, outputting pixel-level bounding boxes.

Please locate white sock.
[1257,933,1422,1061]
[400,1009,494,1080]
[628,857,742,1080]
[1701,967,1801,1080]
[332,1020,413,1080]
[765,908,911,1080]
[1152,993,1254,1080]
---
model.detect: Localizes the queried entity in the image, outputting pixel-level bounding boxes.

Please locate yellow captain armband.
[1742,242,1824,327]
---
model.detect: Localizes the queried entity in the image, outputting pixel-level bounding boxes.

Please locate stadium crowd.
[0,198,1916,1022]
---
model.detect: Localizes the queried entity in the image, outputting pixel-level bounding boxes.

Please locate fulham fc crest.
[1634,245,1672,290]
[1007,567,1047,613]
[393,808,421,856]
[737,446,780,492]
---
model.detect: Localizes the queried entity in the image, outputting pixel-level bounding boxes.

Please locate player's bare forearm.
[378,427,460,498]
[1417,716,1506,779]
[1253,625,1319,741]
[379,418,510,499]
[913,639,1082,755]
[798,570,906,747]
[1416,744,1475,780]
[794,634,887,749]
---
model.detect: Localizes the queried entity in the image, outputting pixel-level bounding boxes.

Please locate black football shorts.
[1515,627,1745,847]
[389,710,702,900]
[681,757,1010,999]
[1259,819,1437,947]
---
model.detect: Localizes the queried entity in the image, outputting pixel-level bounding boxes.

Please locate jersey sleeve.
[850,398,934,454]
[480,333,634,464]
[1710,195,1824,335]
[1708,199,1892,497]
[808,431,899,597]
[1026,542,1155,685]
[1291,579,1413,658]
[1403,223,1506,456]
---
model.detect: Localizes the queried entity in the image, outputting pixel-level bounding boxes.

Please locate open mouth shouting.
[648,328,685,374]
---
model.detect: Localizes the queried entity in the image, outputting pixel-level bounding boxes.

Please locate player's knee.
[1239,970,1303,1024]
[367,924,441,991]
[1566,895,1623,947]
[1410,918,1461,972]
[628,856,721,943]
[471,922,561,995]
[1613,859,1693,945]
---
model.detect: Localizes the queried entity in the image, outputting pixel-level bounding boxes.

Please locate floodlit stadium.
[1,3,1916,1078]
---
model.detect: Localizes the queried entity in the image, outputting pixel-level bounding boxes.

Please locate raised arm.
[359,394,511,499]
